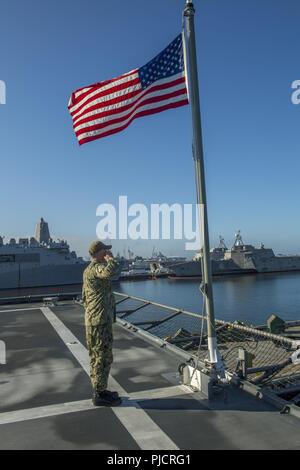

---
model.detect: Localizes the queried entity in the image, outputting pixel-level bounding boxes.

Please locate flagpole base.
[180,363,228,400]
[207,337,226,380]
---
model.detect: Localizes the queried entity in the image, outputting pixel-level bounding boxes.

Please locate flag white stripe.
[74,86,93,99]
[78,92,188,141]
[73,71,185,125]
[72,82,142,121]
[70,70,139,114]
[74,82,188,133]
[72,70,138,109]
[74,69,138,100]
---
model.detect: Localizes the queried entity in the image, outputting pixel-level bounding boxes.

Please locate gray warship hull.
[0,262,88,289]
[0,262,122,289]
[0,218,120,290]
[170,246,300,278]
[169,259,257,277]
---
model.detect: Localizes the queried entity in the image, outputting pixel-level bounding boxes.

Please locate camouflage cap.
[89,240,112,256]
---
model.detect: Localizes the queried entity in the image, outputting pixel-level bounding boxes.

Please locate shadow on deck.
[0,300,299,450]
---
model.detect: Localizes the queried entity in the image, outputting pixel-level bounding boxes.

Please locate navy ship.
[169,231,300,277]
[0,218,119,289]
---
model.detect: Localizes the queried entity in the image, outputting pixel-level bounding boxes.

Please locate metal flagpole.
[183,0,224,375]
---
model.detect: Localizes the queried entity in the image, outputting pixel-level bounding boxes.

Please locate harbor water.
[118,271,300,325]
[1,271,300,325]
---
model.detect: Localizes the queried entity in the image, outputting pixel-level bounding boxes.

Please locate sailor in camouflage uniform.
[82,240,121,406]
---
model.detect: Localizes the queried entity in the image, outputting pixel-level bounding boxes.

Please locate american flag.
[68,34,189,145]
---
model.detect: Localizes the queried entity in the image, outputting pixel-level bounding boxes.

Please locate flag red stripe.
[69,76,140,117]
[72,87,141,124]
[73,76,186,126]
[75,88,188,137]
[71,69,138,105]
[78,99,189,145]
[72,74,184,121]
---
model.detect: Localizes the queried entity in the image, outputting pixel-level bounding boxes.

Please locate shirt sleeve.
[94,258,120,279]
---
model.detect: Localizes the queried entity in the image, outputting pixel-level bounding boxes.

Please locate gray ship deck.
[0,300,300,450]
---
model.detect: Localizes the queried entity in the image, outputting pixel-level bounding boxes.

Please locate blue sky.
[0,0,299,257]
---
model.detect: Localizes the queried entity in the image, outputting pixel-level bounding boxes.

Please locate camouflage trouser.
[85,321,113,392]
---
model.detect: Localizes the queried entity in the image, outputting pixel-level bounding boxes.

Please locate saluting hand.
[104,251,114,262]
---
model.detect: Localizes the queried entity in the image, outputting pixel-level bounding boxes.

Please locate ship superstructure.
[0,218,88,289]
[169,231,300,277]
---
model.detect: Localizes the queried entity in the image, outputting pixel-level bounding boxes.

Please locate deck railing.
[114,292,300,397]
